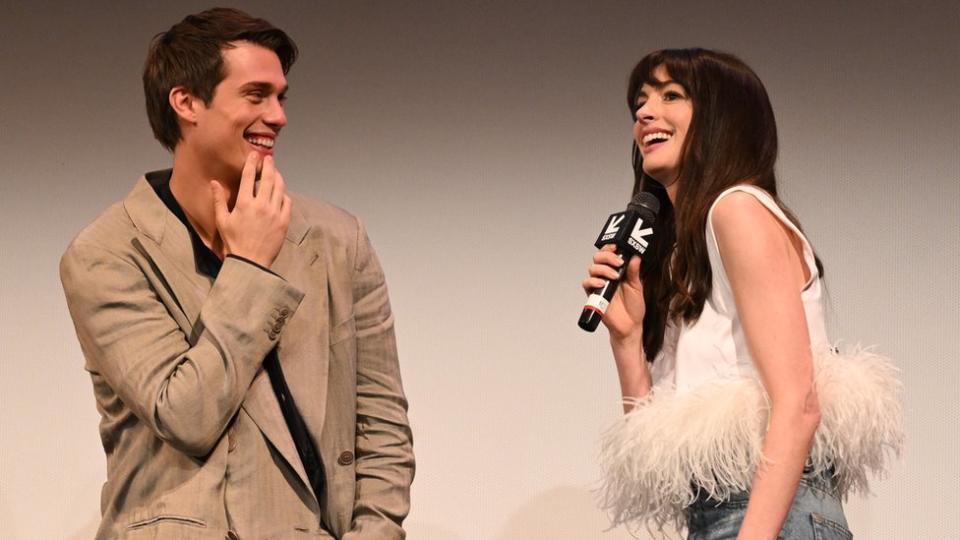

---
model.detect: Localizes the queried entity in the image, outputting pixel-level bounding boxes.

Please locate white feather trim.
[597,346,903,531]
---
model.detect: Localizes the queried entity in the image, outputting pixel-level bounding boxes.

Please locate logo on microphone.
[627,218,653,253]
[599,213,626,243]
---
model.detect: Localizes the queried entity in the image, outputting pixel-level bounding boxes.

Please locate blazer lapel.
[241,369,315,497]
[124,178,212,336]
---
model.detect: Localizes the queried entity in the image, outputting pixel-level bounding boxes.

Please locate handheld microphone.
[578,192,660,332]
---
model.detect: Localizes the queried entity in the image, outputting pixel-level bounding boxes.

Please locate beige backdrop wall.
[1,1,957,538]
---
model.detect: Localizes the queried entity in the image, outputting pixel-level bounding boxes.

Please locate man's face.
[188,41,288,182]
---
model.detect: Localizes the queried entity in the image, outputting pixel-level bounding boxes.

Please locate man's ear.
[169,86,202,124]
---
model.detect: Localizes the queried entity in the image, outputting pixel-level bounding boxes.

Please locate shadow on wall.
[494,485,680,540]
[0,496,19,540]
[65,515,98,540]
[405,520,464,540]
[1,497,98,540]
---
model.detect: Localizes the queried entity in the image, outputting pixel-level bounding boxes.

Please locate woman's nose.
[635,102,656,123]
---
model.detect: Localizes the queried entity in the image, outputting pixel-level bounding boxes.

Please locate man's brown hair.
[143,7,298,151]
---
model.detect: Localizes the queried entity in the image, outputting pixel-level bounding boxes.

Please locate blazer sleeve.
[342,220,415,540]
[60,240,304,456]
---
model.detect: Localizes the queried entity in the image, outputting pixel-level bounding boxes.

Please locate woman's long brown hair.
[629,48,823,361]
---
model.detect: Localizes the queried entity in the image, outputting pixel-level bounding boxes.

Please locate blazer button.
[337,451,354,466]
[266,329,278,341]
[272,321,284,333]
[279,307,290,317]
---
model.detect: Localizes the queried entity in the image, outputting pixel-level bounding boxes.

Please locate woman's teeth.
[642,132,672,146]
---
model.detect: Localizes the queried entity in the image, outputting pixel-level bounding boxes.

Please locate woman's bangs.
[627,50,694,114]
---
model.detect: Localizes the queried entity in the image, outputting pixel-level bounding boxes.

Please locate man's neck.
[169,149,237,256]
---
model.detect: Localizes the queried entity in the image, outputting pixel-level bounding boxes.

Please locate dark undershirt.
[146,170,326,500]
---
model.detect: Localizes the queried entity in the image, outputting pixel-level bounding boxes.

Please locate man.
[60,8,414,539]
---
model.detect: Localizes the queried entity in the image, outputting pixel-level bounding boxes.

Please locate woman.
[584,49,902,539]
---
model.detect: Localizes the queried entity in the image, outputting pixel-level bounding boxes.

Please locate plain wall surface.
[1,1,957,538]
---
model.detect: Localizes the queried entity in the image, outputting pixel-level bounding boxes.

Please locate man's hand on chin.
[211,151,291,268]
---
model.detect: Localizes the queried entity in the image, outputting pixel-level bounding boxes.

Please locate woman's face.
[633,65,693,189]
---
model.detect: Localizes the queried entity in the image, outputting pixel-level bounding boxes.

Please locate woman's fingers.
[582,277,609,293]
[589,262,621,281]
[592,250,624,267]
[584,249,624,295]
[624,255,642,283]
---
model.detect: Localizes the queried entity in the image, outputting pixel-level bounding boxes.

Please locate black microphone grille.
[627,191,660,218]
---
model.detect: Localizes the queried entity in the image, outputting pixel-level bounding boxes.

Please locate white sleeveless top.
[648,185,830,392]
[598,185,903,531]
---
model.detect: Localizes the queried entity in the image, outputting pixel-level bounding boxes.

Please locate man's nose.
[264,97,287,128]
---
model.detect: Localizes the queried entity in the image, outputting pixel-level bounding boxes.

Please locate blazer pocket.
[127,514,207,530]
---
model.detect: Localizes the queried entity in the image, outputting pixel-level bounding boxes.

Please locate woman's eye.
[663,91,681,101]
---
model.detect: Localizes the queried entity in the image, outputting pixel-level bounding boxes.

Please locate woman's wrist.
[609,332,651,406]
[609,331,644,360]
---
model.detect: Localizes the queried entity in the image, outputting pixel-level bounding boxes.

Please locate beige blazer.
[60,175,414,539]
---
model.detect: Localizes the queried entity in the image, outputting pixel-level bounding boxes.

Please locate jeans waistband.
[689,465,839,510]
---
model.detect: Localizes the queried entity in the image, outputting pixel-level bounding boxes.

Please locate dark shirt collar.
[146,170,222,278]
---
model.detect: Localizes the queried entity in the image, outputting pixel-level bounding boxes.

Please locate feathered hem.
[597,346,903,531]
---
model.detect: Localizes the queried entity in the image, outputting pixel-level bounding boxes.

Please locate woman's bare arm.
[712,192,820,539]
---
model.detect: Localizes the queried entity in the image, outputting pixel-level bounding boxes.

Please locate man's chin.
[208,164,244,187]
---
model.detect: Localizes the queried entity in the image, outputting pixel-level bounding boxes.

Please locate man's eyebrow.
[239,81,289,94]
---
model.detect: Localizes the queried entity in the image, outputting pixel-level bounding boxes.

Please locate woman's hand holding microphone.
[582,244,646,341]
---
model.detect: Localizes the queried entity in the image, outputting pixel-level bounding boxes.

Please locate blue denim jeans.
[686,467,852,539]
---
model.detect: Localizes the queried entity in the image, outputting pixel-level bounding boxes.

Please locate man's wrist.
[225,254,280,278]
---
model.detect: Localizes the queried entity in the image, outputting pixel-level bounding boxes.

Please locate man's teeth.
[245,136,275,149]
[642,132,672,145]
